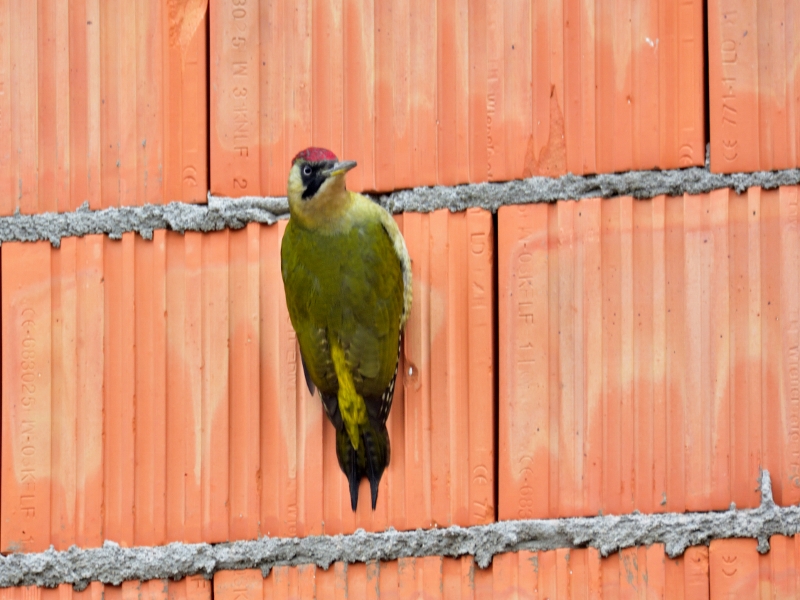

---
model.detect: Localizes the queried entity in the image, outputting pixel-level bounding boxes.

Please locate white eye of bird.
[303,165,312,176]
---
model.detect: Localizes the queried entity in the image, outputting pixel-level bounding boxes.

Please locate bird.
[280,147,412,511]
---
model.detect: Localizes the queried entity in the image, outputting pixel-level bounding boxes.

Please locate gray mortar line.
[0,197,288,248]
[1,470,799,590]
[374,164,800,215]
[1,158,799,248]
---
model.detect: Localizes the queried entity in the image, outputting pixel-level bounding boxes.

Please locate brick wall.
[1,0,799,597]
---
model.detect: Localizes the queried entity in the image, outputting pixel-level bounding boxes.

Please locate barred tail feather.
[335,420,391,511]
[362,420,390,510]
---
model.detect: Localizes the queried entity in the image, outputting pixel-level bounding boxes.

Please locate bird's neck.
[289,181,354,232]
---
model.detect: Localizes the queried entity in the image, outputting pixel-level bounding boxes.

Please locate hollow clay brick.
[499,187,800,520]
[0,0,207,216]
[210,0,705,197]
[1,209,494,551]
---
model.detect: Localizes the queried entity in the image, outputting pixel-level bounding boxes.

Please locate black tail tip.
[336,424,390,512]
[346,470,378,511]
[347,445,359,511]
[368,474,380,510]
[364,426,389,511]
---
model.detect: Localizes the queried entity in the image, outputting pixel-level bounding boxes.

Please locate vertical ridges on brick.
[229,224,261,539]
[0,0,11,214]
[210,0,705,197]
[499,186,800,519]
[164,0,208,205]
[0,0,207,216]
[708,0,800,172]
[498,203,549,520]
[1,210,494,549]
[209,546,714,597]
[0,579,209,600]
[50,235,105,549]
[133,230,167,545]
[311,0,344,182]
[779,186,800,504]
[342,0,375,194]
[710,538,759,597]
[466,208,495,523]
[209,0,260,197]
[103,234,136,545]
[1,243,53,552]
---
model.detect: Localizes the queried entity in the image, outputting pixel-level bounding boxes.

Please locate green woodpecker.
[281,147,412,511]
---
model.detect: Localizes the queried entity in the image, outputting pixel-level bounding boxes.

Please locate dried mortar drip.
[0,470,797,590]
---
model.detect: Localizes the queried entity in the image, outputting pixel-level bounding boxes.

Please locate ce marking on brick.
[721,555,737,577]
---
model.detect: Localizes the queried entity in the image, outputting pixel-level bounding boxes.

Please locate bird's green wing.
[335,213,405,401]
[281,220,337,394]
[281,202,409,416]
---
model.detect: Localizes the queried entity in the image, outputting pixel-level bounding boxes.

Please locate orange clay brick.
[214,559,476,600]
[709,539,760,598]
[209,0,705,198]
[679,547,711,600]
[603,546,677,599]
[212,546,713,598]
[763,535,800,597]
[215,560,472,600]
[1,208,493,552]
[710,536,800,598]
[0,578,210,600]
[708,0,800,172]
[0,0,206,216]
[499,186,800,520]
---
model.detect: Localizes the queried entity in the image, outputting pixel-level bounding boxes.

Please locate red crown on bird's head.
[292,147,338,164]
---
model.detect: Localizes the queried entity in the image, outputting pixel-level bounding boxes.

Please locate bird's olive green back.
[281,211,405,400]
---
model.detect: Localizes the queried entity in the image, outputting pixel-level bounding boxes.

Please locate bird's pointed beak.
[323,160,357,177]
